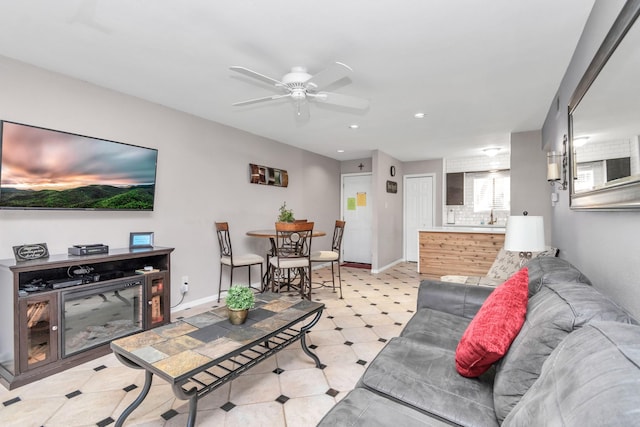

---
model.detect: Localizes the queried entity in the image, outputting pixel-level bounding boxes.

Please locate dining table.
[246,229,327,239]
[246,228,326,291]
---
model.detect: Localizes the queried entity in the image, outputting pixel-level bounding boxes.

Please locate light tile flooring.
[0,262,422,427]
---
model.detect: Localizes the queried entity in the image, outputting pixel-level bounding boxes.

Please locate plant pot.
[227,307,249,325]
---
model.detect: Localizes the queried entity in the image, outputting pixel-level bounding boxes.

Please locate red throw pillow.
[455,267,529,377]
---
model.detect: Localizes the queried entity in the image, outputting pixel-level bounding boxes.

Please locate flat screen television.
[0,120,158,210]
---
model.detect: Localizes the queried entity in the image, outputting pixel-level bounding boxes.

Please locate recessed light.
[414,112,425,119]
[337,149,345,153]
[482,147,501,157]
[348,124,359,129]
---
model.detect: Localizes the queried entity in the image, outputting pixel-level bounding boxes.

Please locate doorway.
[404,174,435,262]
[341,173,372,264]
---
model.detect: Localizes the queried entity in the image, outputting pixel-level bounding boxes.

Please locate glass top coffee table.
[111,292,324,427]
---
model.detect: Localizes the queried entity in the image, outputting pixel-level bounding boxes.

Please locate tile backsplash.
[445,205,508,226]
[444,154,510,226]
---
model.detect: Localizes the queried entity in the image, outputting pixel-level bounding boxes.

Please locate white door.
[341,173,372,264]
[404,174,434,262]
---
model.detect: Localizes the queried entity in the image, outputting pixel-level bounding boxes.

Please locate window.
[575,167,595,192]
[473,172,510,212]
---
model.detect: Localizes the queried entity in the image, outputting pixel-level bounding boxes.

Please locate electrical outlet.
[181,276,189,294]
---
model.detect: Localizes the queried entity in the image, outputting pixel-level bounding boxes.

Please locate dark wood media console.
[0,246,174,390]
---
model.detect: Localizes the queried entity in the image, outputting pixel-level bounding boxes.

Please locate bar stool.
[215,222,264,302]
[270,221,314,300]
[310,220,345,299]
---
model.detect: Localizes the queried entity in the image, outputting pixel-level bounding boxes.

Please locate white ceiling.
[0,0,595,161]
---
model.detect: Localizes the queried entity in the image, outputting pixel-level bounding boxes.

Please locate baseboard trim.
[371,258,404,274]
[171,280,265,313]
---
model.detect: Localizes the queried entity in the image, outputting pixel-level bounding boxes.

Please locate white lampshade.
[504,215,545,252]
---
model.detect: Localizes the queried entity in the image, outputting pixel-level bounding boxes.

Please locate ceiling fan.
[230,62,369,119]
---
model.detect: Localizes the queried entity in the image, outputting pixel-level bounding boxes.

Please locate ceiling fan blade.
[230,66,286,87]
[232,93,291,106]
[306,62,353,91]
[312,91,369,110]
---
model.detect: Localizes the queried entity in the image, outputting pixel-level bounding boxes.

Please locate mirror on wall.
[569,1,640,209]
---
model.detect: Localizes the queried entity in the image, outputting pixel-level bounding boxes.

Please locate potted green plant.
[225,285,255,325]
[277,202,295,223]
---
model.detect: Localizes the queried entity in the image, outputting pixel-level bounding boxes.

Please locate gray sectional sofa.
[318,257,640,426]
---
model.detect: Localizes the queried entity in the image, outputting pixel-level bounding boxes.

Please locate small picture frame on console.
[13,243,49,262]
[129,232,154,249]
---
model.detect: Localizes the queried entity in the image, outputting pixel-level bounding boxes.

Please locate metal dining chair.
[310,220,345,298]
[215,222,264,302]
[269,221,314,300]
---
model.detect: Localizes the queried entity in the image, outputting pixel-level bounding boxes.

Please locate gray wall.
[371,150,404,271]
[510,130,553,242]
[542,0,640,318]
[0,56,340,308]
[341,158,372,174]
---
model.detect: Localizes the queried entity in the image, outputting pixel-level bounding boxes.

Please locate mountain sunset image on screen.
[0,121,158,210]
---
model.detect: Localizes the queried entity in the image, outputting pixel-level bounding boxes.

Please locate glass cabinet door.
[19,294,58,371]
[148,274,166,327]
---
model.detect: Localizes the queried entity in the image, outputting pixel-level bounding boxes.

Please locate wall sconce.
[547,134,567,190]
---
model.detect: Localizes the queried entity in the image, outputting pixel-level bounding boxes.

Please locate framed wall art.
[386,180,398,194]
[250,163,288,187]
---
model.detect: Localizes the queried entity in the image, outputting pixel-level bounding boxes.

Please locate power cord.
[171,293,185,309]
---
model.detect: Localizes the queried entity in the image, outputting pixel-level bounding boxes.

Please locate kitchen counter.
[418,228,505,277]
[419,226,505,234]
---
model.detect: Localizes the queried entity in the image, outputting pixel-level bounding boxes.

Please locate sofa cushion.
[361,336,499,427]
[493,281,637,423]
[440,275,503,287]
[486,247,557,281]
[503,322,640,426]
[455,268,528,377]
[416,279,495,320]
[401,307,471,351]
[525,256,592,296]
[317,388,452,427]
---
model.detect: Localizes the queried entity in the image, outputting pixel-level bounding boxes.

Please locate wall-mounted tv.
[0,121,158,210]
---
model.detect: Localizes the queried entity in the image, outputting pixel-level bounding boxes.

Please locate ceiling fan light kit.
[230,62,369,119]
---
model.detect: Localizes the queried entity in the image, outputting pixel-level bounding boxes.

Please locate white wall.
[542,0,640,318]
[0,56,340,308]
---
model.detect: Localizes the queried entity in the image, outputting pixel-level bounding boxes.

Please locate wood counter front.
[419,230,504,277]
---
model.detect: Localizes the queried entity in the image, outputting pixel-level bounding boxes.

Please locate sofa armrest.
[417,279,494,319]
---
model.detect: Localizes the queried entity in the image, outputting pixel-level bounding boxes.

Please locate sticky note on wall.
[347,197,356,210]
[357,192,367,207]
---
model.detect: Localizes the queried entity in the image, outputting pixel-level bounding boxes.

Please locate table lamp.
[504,212,545,267]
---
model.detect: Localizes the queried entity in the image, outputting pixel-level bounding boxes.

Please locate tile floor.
[0,262,422,427]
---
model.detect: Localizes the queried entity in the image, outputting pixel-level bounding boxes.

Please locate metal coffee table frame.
[112,297,324,427]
